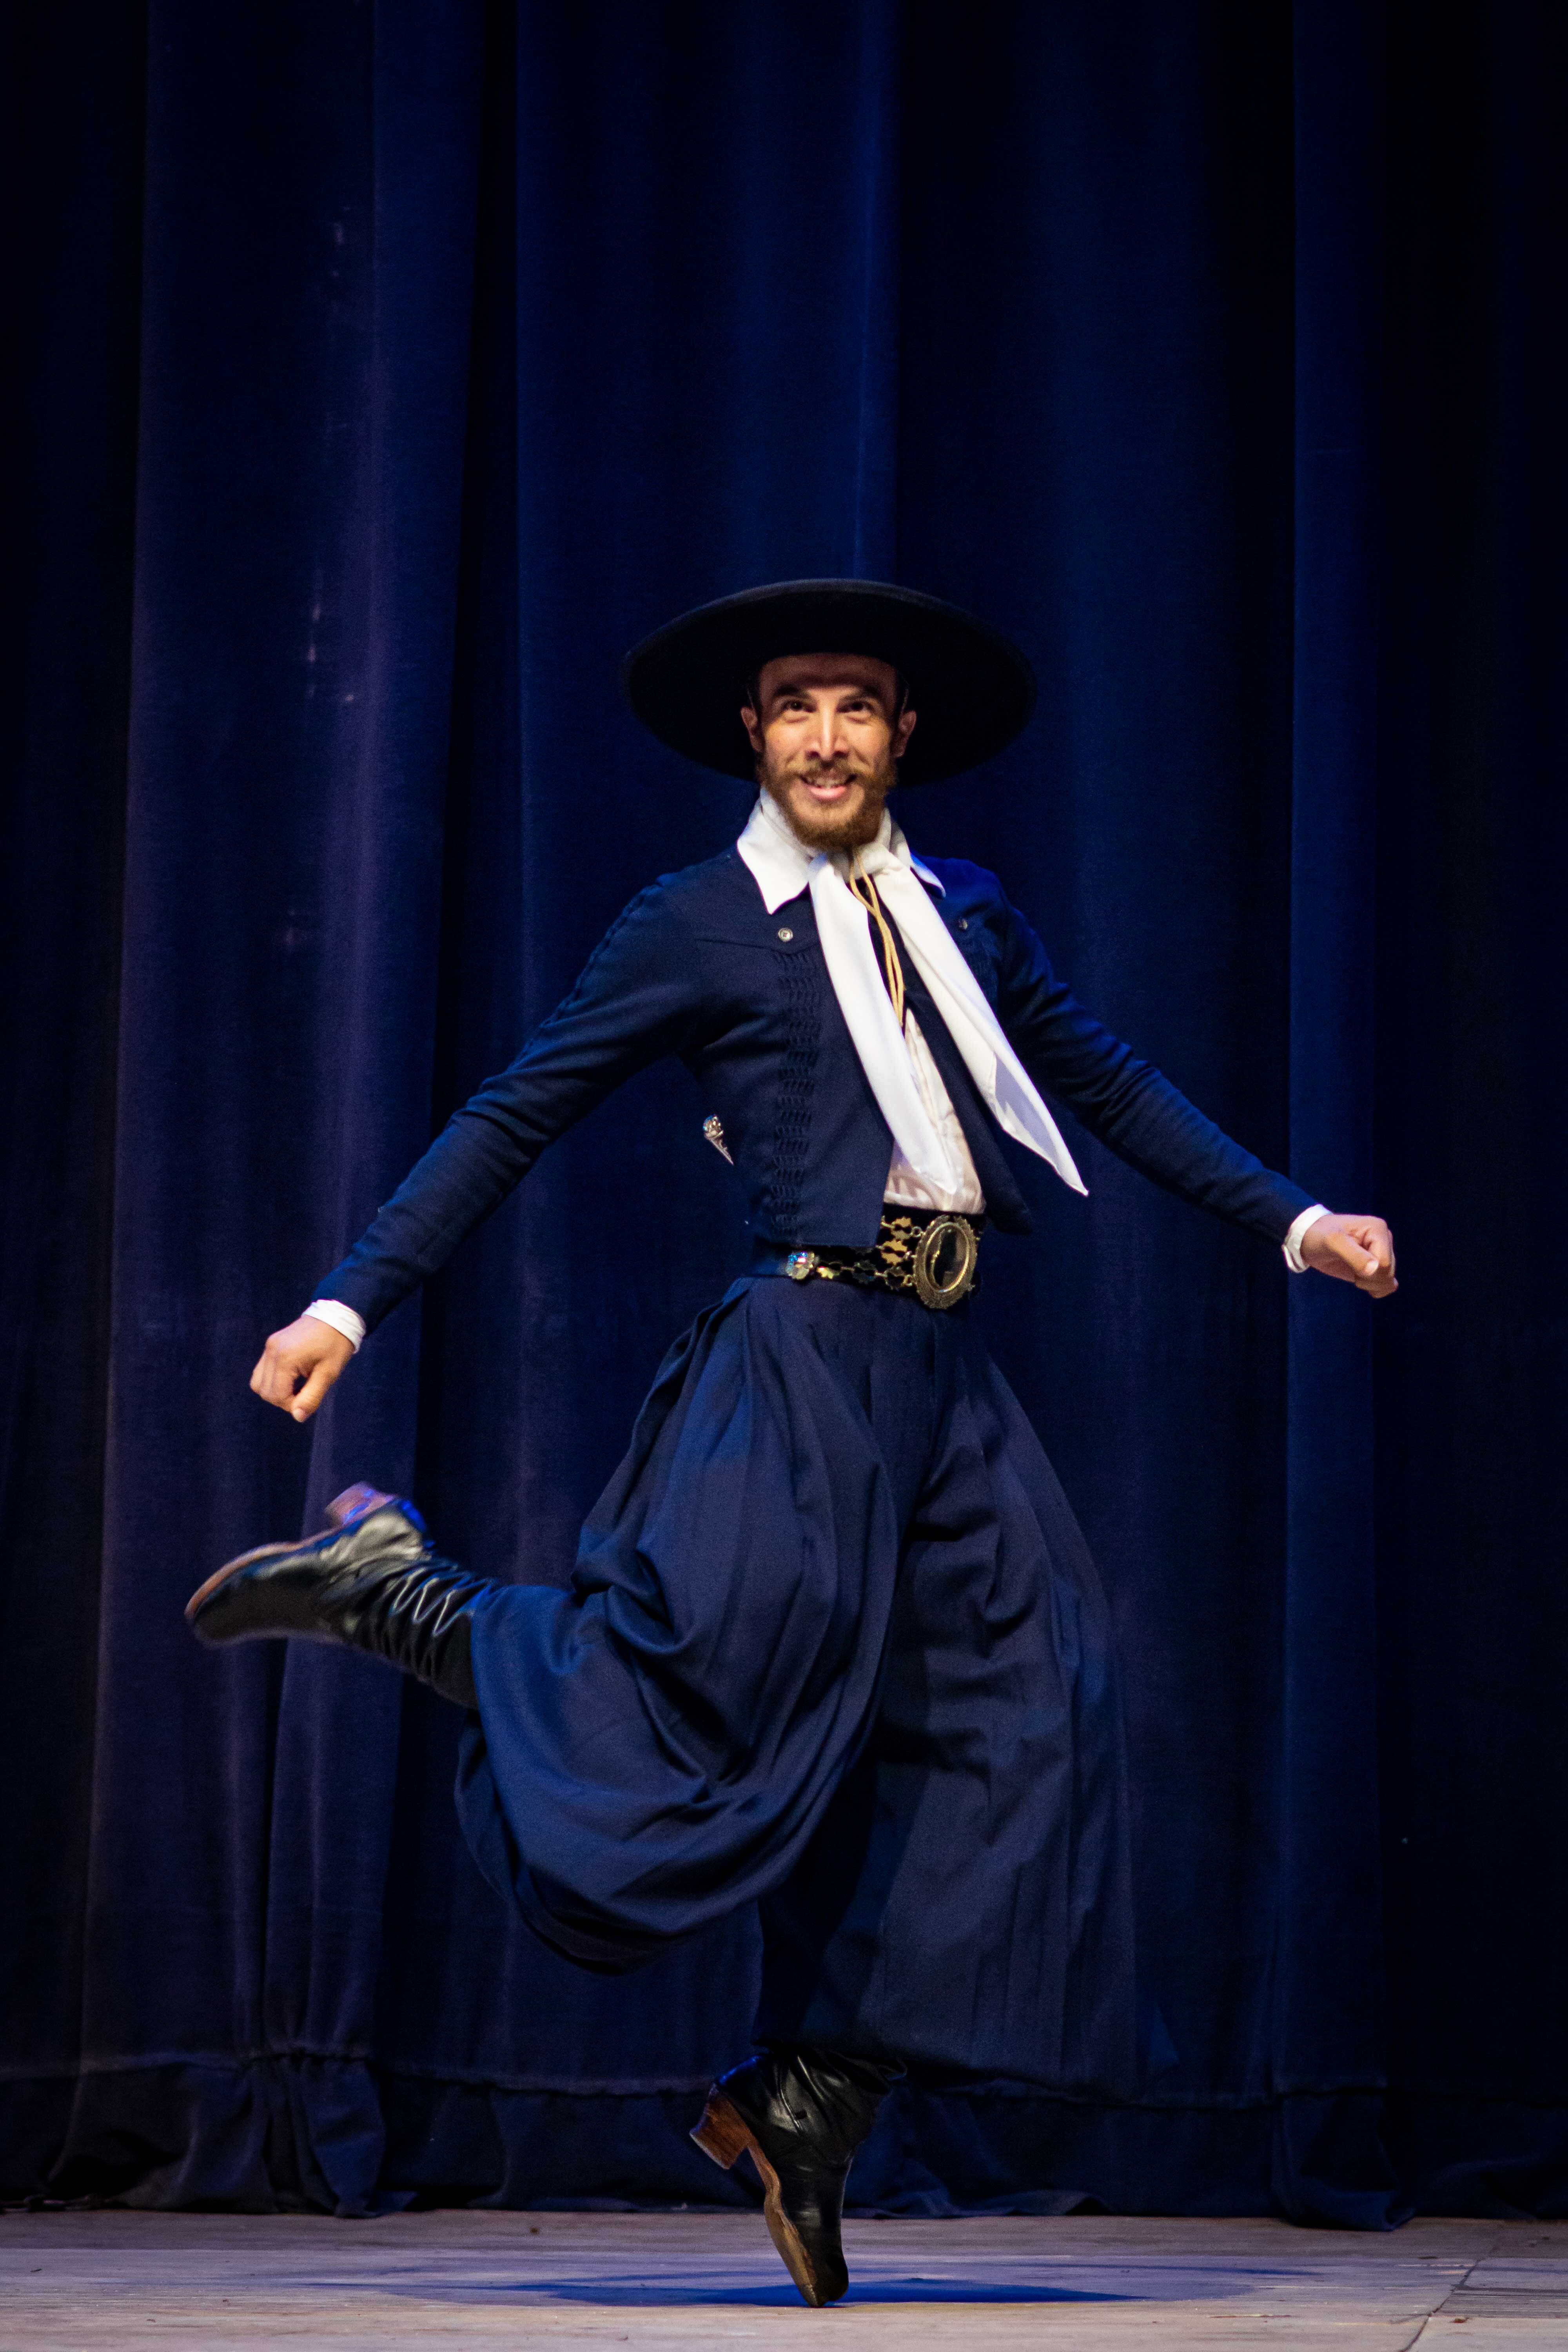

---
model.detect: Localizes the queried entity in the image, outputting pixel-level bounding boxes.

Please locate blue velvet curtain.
[4,0,1565,2222]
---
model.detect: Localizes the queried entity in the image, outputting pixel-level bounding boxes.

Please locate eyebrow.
[769,679,889,704]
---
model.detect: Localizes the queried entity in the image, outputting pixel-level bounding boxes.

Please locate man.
[188,580,1394,2305]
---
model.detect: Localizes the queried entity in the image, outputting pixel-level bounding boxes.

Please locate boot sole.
[690,2089,843,2308]
[184,1541,299,1625]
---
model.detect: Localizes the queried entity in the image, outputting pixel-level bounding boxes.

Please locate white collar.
[735,793,945,915]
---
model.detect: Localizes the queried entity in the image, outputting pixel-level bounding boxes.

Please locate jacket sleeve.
[316,884,704,1332]
[992,890,1317,1245]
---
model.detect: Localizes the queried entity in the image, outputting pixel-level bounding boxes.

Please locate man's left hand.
[1299,1212,1397,1298]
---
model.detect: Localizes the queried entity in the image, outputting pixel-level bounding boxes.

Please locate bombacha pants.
[457,1271,1141,2094]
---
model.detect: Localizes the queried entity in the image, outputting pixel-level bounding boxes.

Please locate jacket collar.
[735,793,945,915]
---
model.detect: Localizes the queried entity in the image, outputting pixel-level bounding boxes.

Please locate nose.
[808,702,843,762]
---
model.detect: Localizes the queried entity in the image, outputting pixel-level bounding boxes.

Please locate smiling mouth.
[797,775,857,800]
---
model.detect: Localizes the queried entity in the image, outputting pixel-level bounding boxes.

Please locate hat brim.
[621,579,1036,786]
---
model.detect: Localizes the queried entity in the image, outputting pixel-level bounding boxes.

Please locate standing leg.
[753,1316,1141,2093]
[690,2044,902,2307]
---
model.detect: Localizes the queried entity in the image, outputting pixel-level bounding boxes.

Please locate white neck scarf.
[737,797,1086,1199]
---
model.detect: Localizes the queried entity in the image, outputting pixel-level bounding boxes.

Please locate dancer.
[188,580,1395,2305]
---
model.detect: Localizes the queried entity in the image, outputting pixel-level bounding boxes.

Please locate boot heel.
[690,2090,754,2171]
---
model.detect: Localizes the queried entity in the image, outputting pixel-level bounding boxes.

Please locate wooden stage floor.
[4,2209,1567,2348]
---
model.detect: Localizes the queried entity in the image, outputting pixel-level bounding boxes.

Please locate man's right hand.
[250,1316,355,1422]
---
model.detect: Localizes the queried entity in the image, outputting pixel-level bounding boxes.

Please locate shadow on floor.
[367,2277,1138,2307]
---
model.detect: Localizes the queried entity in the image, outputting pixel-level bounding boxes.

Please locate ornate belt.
[777,1207,984,1312]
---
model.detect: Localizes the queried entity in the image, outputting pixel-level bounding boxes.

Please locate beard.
[760,747,898,852]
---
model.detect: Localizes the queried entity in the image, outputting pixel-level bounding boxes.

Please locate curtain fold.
[4,0,1564,2223]
[1274,0,1394,2223]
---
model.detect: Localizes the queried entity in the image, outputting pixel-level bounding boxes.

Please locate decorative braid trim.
[765,954,820,1241]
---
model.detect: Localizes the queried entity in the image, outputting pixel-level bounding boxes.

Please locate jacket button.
[958,918,969,931]
[777,926,794,941]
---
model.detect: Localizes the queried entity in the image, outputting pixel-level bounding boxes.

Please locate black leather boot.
[690,2045,900,2307]
[185,1484,485,1708]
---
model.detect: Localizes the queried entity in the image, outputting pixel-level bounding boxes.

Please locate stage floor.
[4,2209,1566,2347]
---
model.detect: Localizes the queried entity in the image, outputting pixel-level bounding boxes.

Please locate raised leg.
[185,1487,487,1708]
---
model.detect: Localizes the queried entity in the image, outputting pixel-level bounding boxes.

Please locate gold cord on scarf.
[848,854,907,1032]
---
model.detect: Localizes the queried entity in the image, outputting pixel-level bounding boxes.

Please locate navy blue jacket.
[319,846,1315,1332]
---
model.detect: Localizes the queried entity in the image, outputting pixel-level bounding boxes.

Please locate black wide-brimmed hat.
[621,578,1036,786]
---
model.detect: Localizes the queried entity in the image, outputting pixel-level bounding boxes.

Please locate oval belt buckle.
[911,1215,979,1310]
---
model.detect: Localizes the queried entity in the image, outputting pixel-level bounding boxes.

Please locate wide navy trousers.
[457,1273,1140,2093]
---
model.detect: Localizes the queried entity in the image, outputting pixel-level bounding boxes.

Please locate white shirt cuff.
[1281,1205,1332,1274]
[305,1299,366,1353]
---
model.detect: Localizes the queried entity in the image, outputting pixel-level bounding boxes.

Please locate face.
[741,652,918,851]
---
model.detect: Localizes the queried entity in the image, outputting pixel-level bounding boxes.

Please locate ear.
[892,705,918,760]
[740,700,764,755]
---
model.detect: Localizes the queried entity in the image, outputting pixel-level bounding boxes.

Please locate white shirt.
[735,793,986,1216]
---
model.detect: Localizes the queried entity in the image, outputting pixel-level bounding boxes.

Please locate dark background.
[4,0,1564,2224]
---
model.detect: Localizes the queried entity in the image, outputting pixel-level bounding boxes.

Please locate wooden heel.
[690,2089,755,2171]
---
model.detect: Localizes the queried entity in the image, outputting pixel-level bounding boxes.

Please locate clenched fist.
[250,1315,355,1422]
[1299,1212,1397,1299]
